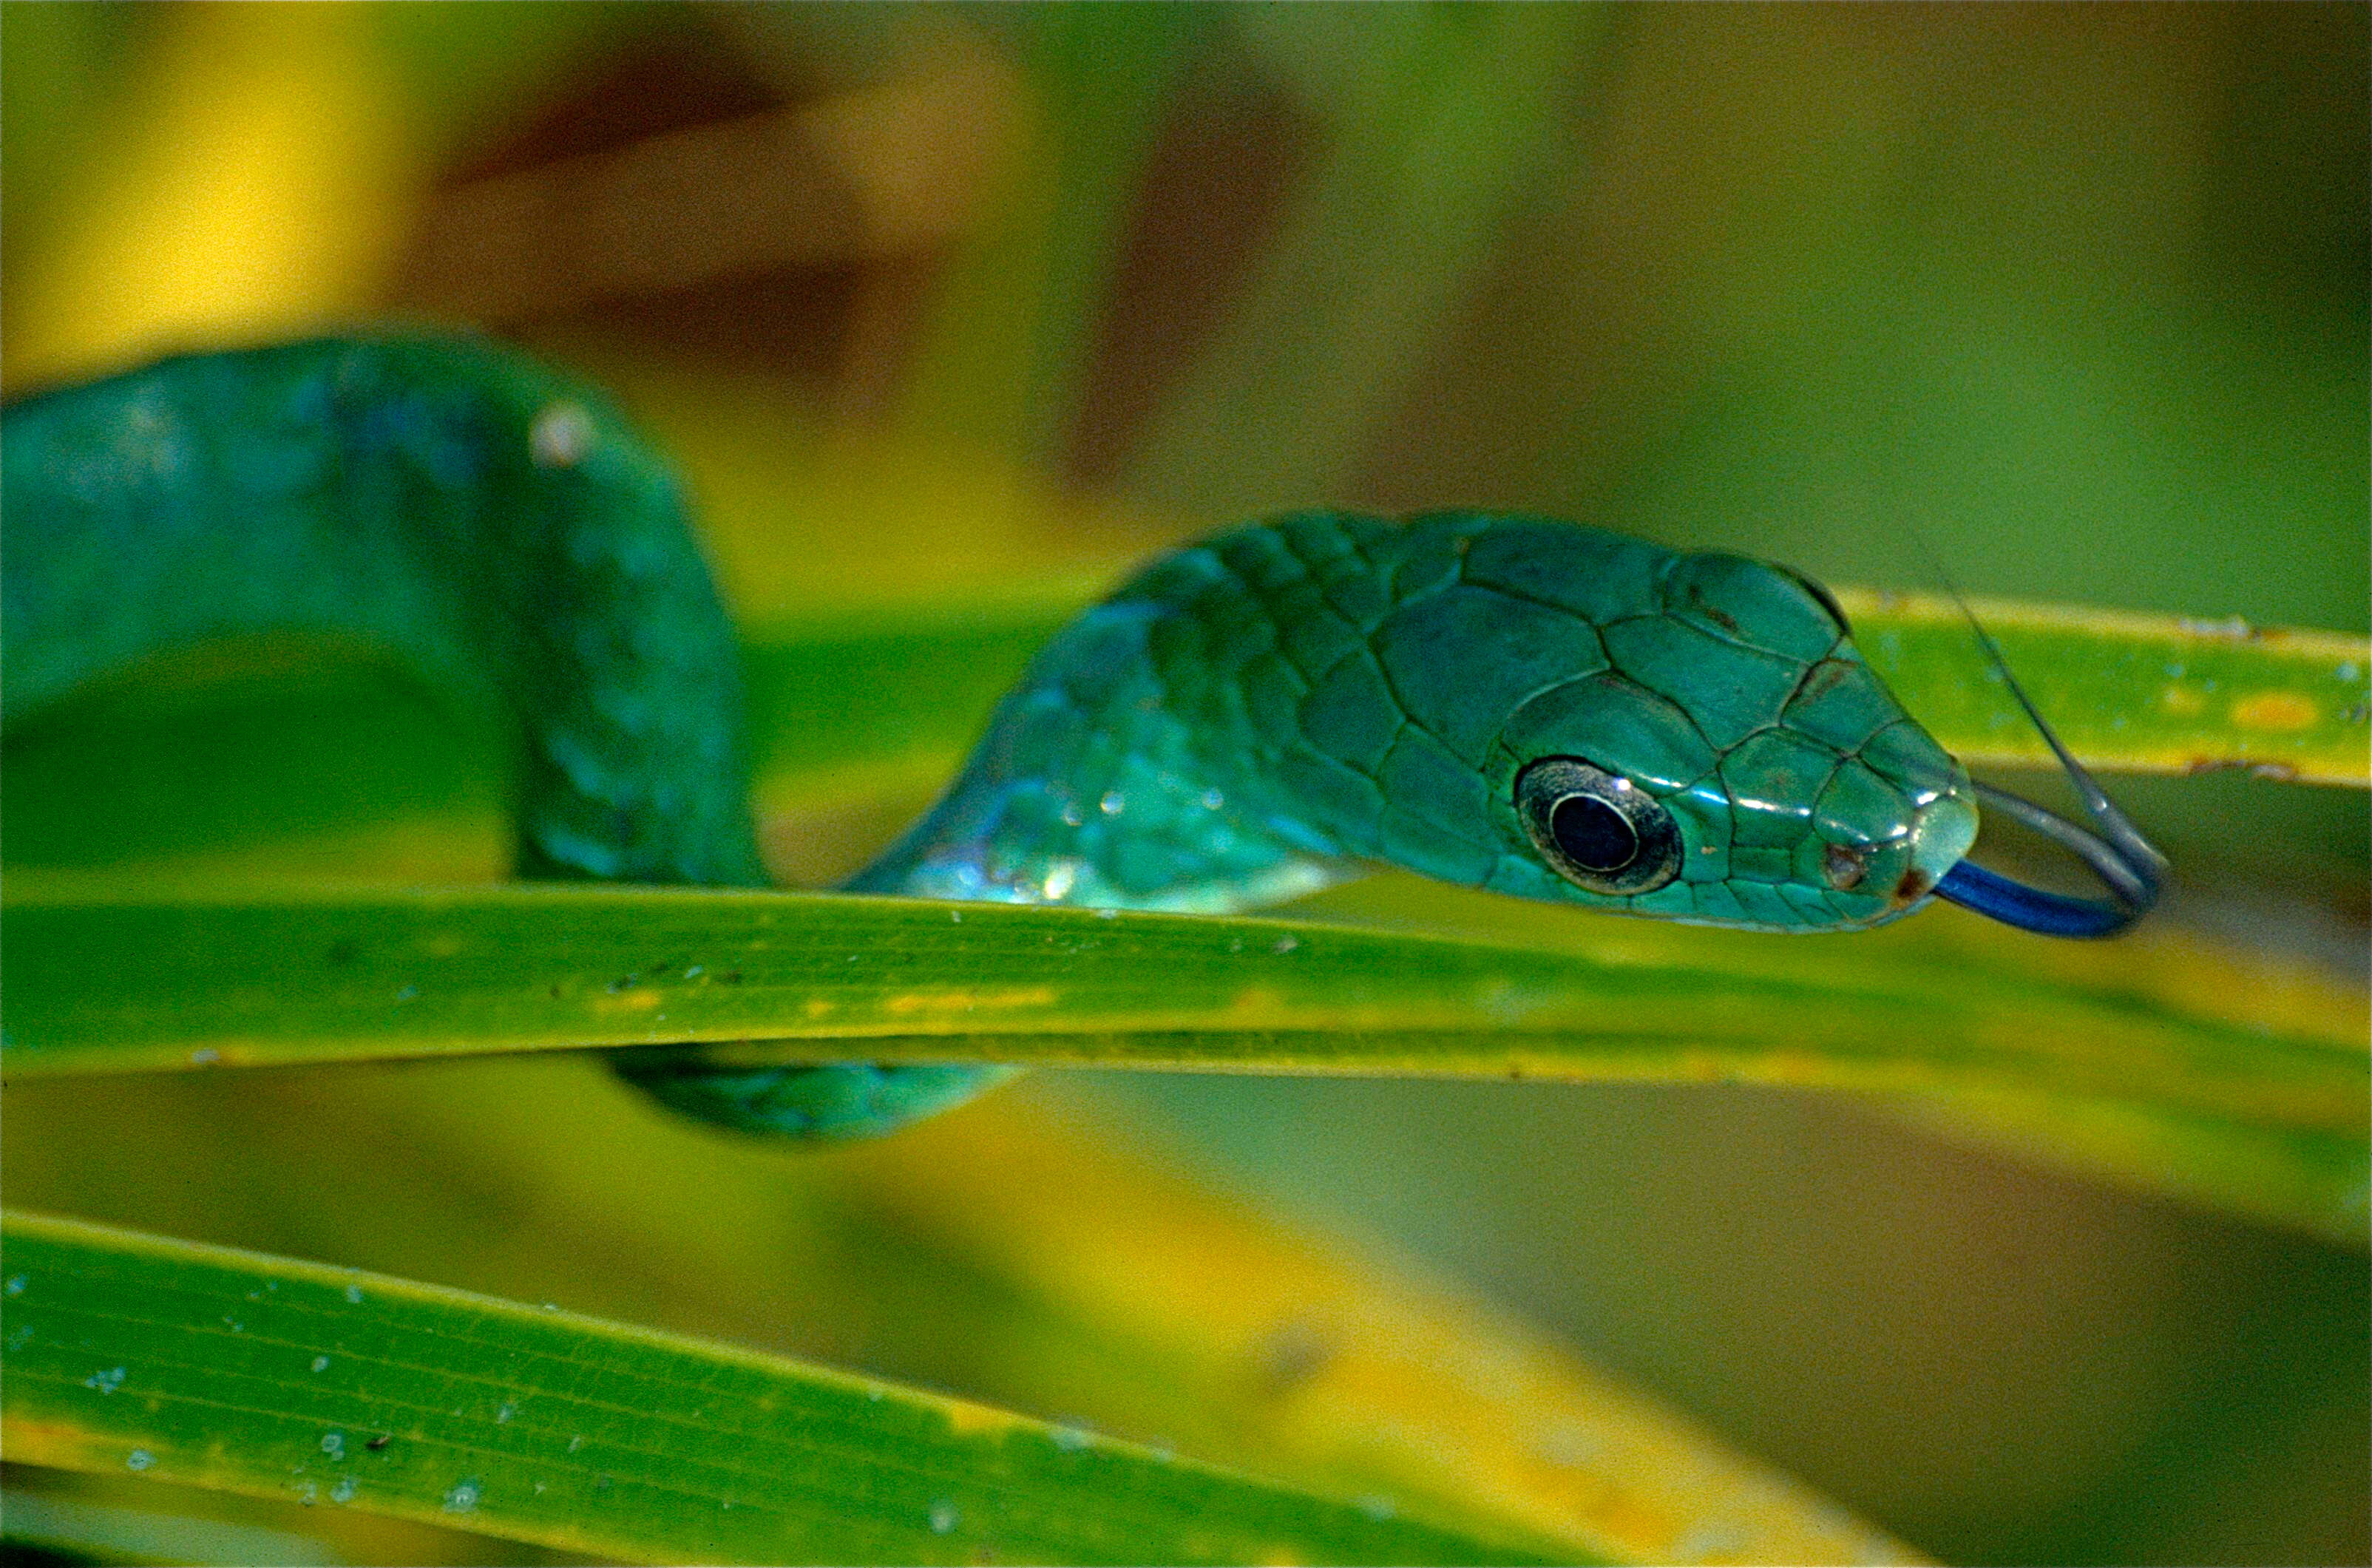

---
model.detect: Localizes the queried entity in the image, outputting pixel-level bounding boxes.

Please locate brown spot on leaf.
[1256,1319,1333,1396]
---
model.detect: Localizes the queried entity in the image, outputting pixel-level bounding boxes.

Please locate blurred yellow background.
[4,5,2365,1564]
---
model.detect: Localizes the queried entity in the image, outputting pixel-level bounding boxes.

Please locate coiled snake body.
[1,336,2157,1138]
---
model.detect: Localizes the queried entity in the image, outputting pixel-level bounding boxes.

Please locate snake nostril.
[1895,867,1935,902]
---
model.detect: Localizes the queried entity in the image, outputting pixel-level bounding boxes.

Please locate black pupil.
[1550,793,1637,872]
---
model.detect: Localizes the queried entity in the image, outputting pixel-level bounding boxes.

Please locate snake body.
[5,336,1990,1138]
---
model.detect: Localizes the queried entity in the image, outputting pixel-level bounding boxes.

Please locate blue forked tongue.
[1931,599,2166,939]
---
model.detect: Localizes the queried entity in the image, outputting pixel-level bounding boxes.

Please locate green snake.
[1,336,2161,1138]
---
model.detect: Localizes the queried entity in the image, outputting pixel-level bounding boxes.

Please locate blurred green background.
[4,4,2365,1564]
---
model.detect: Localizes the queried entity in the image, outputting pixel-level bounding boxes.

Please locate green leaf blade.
[6,880,2362,1246]
[1834,591,2371,784]
[1,884,2354,1122]
[1,1211,1560,1567]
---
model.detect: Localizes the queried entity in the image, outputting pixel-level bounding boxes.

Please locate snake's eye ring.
[1514,757,1683,895]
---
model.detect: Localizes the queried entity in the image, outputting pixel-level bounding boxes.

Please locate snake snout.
[1897,789,1979,905]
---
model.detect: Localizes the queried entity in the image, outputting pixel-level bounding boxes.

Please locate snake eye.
[1514,757,1683,895]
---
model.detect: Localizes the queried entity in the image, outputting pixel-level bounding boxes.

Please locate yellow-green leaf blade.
[0,1211,1559,1567]
[1831,591,2370,784]
[1,883,2354,1121]
[6,881,2361,1245]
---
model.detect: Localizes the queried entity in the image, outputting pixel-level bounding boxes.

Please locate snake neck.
[844,593,1358,914]
[849,510,1616,914]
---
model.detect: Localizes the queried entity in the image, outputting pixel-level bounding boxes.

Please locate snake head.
[1468,540,1978,930]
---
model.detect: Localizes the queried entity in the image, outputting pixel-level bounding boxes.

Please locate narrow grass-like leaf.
[5,881,2361,1248]
[3,882,2355,1121]
[0,1211,1559,1567]
[1828,591,2370,784]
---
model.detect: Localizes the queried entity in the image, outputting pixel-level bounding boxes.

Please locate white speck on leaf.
[321,1433,344,1458]
[1051,1422,1093,1452]
[4,1275,24,1296]
[189,1047,222,1065]
[1271,935,1298,954]
[497,1402,516,1424]
[929,1501,960,1534]
[85,1365,125,1394]
[1358,1495,1396,1521]
[443,1479,482,1513]
[311,1355,331,1373]
[567,1434,584,1453]
[126,1448,155,1471]
[345,1284,364,1304]
[331,1476,357,1503]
